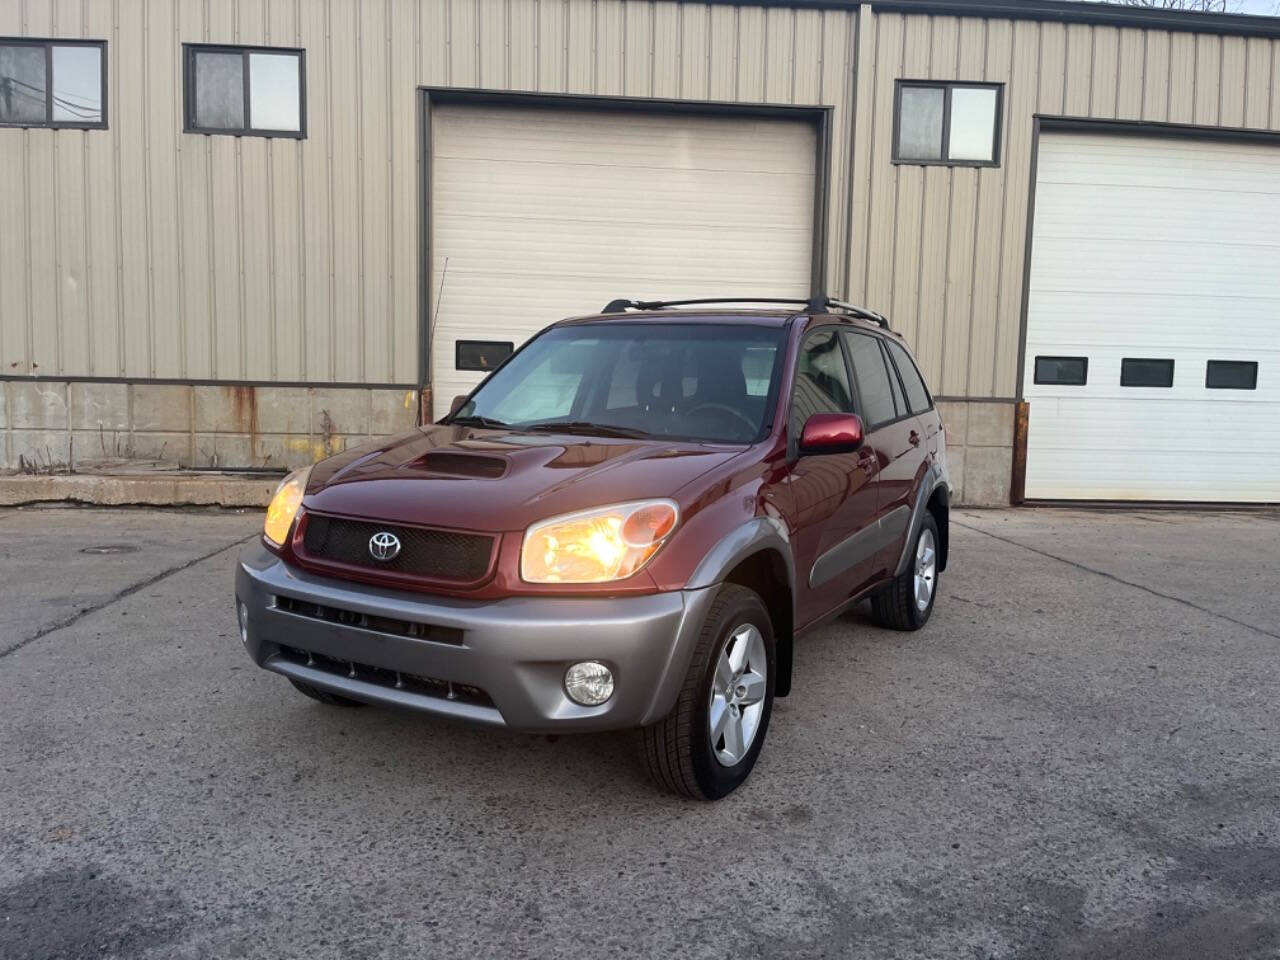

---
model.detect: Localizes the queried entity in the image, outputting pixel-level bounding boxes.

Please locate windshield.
[450,323,787,444]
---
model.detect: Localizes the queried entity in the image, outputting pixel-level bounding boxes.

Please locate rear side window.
[884,339,932,413]
[789,330,854,437]
[843,332,898,428]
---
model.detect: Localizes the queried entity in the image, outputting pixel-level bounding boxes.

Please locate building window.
[1034,356,1089,386]
[184,44,304,138]
[894,81,1001,166]
[0,39,106,129]
[1205,360,1258,390]
[456,340,514,372]
[1120,358,1175,388]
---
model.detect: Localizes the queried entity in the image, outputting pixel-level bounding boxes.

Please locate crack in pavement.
[953,519,1280,642]
[0,534,257,659]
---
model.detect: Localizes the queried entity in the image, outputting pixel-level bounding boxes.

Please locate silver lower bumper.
[234,542,716,732]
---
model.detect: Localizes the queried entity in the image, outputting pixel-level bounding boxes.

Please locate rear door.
[785,328,881,628]
[842,331,924,581]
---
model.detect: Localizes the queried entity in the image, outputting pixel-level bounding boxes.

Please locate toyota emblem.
[368,531,402,562]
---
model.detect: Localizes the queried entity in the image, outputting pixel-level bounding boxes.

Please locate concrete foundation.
[1,381,420,474]
[936,400,1015,507]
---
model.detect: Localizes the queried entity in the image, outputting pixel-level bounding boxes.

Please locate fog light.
[564,661,614,706]
[237,601,250,645]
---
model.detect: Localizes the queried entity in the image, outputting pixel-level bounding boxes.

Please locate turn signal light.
[520,500,679,584]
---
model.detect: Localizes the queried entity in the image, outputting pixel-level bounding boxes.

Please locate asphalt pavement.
[1,504,1277,959]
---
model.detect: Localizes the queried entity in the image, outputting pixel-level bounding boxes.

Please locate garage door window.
[894,81,1001,166]
[1034,356,1088,386]
[1120,358,1175,388]
[184,44,304,137]
[456,340,513,372]
[1205,360,1258,390]
[0,39,106,128]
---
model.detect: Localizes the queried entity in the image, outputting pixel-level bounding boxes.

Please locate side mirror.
[799,413,865,456]
[449,395,469,416]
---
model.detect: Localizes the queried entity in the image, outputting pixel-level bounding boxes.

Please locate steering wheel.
[683,402,757,438]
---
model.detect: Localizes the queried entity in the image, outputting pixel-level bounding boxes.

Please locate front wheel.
[640,584,775,800]
[871,512,939,631]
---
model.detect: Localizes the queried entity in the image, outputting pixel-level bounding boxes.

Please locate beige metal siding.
[3,1,1279,403]
[845,10,1280,399]
[0,0,856,385]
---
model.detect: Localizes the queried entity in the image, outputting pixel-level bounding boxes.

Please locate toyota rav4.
[234,298,951,800]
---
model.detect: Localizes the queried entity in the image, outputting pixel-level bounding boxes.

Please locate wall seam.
[386,0,395,382]
[173,0,187,379]
[887,16,905,321]
[112,0,125,376]
[354,0,367,382]
[839,7,858,297]
[324,0,336,380]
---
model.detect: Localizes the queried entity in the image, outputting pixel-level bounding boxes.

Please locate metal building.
[2,0,1279,504]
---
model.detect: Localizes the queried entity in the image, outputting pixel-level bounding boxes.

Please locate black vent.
[301,513,493,581]
[277,646,493,707]
[275,594,463,646]
[420,452,507,478]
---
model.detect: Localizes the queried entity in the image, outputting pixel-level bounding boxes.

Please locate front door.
[784,328,880,629]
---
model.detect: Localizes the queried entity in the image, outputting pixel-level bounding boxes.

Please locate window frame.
[892,80,1003,168]
[1033,355,1090,386]
[0,37,108,130]
[882,336,935,415]
[456,339,515,372]
[1205,360,1258,391]
[182,43,306,139]
[1120,358,1176,388]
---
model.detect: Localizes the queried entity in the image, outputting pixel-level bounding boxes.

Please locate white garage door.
[429,104,816,415]
[1023,132,1280,502]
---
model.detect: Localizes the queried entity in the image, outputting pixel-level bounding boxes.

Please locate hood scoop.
[416,451,508,479]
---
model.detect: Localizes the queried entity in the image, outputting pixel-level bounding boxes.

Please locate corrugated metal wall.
[847,10,1280,398]
[0,0,855,386]
[2,1,1279,400]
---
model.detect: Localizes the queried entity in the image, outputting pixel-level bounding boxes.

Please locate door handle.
[908,430,921,447]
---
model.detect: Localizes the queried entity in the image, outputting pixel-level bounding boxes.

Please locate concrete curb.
[0,474,276,508]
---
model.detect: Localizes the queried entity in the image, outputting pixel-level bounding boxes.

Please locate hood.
[303,425,743,532]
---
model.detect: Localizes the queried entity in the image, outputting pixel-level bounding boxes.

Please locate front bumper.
[234,542,716,732]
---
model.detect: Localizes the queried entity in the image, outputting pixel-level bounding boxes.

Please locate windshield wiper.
[522,420,653,440]
[448,414,510,429]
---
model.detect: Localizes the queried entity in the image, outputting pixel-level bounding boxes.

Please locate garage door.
[1023,132,1280,502]
[429,104,816,415]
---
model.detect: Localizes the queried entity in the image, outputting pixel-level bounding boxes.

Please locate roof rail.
[601,296,891,330]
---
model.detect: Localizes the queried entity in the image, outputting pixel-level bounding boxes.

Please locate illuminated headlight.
[565,661,615,706]
[520,500,679,584]
[263,466,311,546]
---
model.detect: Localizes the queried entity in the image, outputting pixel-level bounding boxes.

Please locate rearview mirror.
[799,413,864,456]
[449,395,470,415]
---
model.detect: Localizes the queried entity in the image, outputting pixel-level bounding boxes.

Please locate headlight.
[520,500,679,584]
[263,467,311,546]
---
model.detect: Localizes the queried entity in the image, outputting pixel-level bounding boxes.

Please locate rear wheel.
[288,677,366,707]
[640,584,775,800]
[871,513,939,631]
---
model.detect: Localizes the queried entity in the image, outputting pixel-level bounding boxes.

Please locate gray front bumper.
[234,542,716,732]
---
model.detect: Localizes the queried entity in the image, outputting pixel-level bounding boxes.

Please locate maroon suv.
[235,298,951,799]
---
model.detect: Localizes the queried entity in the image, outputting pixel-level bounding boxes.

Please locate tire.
[288,677,367,707]
[871,512,940,631]
[640,584,775,800]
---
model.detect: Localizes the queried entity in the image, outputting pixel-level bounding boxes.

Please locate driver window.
[789,329,854,438]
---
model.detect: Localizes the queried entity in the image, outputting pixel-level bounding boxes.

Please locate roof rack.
[600,296,890,330]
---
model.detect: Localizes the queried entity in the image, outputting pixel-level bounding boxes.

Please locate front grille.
[274,594,463,646]
[277,645,493,707]
[300,513,494,581]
